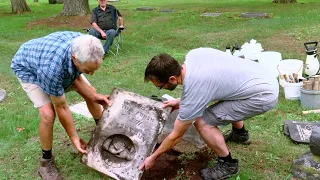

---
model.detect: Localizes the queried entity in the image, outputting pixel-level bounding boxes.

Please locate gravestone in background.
[158,9,174,13]
[82,88,171,180]
[0,88,6,102]
[200,12,221,17]
[241,12,268,18]
[136,7,154,11]
[292,122,320,179]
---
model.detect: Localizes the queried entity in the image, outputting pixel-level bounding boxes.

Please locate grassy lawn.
[1,0,320,179]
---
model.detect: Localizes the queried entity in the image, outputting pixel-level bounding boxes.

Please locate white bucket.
[257,51,282,79]
[278,59,304,87]
[284,82,303,100]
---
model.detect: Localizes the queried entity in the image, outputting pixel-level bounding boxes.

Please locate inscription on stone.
[82,88,171,180]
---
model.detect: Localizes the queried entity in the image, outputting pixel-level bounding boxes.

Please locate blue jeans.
[89,28,119,54]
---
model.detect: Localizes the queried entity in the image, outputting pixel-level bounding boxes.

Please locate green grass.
[1,0,320,179]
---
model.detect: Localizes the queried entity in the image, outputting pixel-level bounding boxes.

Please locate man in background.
[89,0,124,56]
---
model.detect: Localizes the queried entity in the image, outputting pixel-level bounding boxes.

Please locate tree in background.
[60,0,90,16]
[10,0,31,14]
[273,0,297,3]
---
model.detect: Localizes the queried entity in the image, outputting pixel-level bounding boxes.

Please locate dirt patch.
[141,146,215,180]
[26,15,92,30]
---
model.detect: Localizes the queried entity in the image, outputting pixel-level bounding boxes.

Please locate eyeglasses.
[157,82,167,90]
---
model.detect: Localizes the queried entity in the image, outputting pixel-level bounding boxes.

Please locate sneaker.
[37,157,62,180]
[200,159,239,180]
[223,129,250,145]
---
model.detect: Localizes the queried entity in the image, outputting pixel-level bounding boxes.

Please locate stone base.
[136,7,154,11]
[241,12,268,18]
[0,88,6,102]
[292,151,320,179]
[200,12,221,17]
[157,133,206,153]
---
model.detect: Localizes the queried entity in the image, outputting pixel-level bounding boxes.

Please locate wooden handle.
[302,109,320,114]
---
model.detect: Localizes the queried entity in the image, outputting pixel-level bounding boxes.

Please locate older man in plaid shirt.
[11,31,110,180]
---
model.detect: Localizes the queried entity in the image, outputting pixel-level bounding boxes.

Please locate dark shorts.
[202,93,278,126]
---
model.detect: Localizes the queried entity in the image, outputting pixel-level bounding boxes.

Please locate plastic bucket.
[300,88,320,109]
[283,82,303,100]
[278,59,304,87]
[257,51,282,79]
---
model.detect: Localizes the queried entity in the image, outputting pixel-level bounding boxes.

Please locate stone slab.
[158,9,174,13]
[285,120,315,143]
[82,88,171,180]
[0,88,6,102]
[161,110,205,150]
[200,12,221,17]
[310,123,320,156]
[136,7,154,11]
[69,101,92,118]
[292,151,320,179]
[241,12,268,18]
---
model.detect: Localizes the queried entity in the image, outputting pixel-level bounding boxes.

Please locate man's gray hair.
[72,34,105,64]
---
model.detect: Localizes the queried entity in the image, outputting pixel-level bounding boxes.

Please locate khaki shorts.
[18,74,91,108]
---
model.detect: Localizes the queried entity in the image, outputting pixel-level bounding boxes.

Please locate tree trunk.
[273,0,297,3]
[60,0,90,16]
[10,0,31,14]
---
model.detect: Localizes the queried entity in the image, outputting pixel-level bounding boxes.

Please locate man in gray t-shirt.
[139,48,279,179]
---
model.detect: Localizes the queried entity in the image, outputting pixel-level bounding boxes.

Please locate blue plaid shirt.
[11,31,82,97]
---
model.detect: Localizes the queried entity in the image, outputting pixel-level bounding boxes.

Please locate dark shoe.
[37,157,62,180]
[200,159,239,180]
[103,53,108,59]
[223,129,250,145]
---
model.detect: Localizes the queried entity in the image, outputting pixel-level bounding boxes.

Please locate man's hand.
[101,31,107,39]
[94,93,111,107]
[71,136,87,154]
[138,156,156,171]
[162,99,180,112]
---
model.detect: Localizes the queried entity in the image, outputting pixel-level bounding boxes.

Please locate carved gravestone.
[0,88,6,102]
[292,123,320,179]
[82,88,171,180]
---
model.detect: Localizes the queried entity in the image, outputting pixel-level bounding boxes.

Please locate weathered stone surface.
[241,12,268,18]
[136,7,154,11]
[200,12,221,17]
[0,88,6,102]
[82,88,171,180]
[288,121,314,143]
[158,9,174,13]
[69,101,93,118]
[310,123,320,156]
[160,110,206,152]
[292,151,320,179]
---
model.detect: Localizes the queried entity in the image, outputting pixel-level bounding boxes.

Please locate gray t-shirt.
[177,48,279,121]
